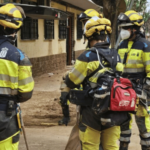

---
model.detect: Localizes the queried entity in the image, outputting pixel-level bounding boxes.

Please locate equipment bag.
[110,77,137,111]
[91,48,137,115]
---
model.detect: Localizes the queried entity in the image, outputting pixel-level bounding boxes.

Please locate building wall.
[17,19,66,58]
[17,18,66,77]
[17,1,86,57]
[51,1,86,52]
[2,1,86,76]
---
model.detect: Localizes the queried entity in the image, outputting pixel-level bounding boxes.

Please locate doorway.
[66,15,74,65]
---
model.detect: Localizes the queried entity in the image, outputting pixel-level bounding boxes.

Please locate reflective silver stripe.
[0,87,17,95]
[141,132,150,138]
[144,60,150,65]
[124,68,144,73]
[9,8,18,14]
[127,59,143,64]
[89,82,97,88]
[120,137,130,142]
[117,55,120,61]
[19,76,33,86]
[141,140,150,146]
[121,59,123,63]
[90,71,99,78]
[72,68,85,81]
[101,118,111,122]
[121,130,131,134]
[94,92,110,99]
[0,74,18,83]
[60,82,67,90]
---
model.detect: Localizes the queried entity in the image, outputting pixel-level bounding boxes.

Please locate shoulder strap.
[93,47,118,73]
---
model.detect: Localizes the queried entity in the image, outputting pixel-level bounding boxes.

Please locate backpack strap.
[92,47,118,73]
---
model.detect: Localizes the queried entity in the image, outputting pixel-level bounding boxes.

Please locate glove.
[60,92,69,105]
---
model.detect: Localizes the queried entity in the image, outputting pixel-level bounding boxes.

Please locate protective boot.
[119,142,129,150]
[58,105,70,126]
[58,117,70,125]
[141,146,150,150]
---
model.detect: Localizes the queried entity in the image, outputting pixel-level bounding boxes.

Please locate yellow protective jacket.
[0,36,34,102]
[65,42,125,131]
[118,35,150,82]
[0,36,34,142]
[65,42,123,89]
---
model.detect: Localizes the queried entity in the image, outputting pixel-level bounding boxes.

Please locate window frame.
[44,19,54,40]
[21,17,38,40]
[37,0,50,6]
[59,20,67,40]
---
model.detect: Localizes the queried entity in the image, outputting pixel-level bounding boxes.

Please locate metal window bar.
[37,0,50,5]
[59,20,67,39]
[21,0,37,4]
[21,17,38,40]
[44,20,54,39]
[77,15,83,39]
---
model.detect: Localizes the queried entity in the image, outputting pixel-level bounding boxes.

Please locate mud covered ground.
[19,67,141,150]
[21,67,76,126]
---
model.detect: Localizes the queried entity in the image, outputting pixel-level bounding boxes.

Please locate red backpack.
[110,78,137,111]
[92,48,137,113]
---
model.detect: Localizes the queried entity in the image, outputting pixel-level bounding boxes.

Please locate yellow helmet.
[118,10,144,27]
[78,9,103,22]
[84,16,112,39]
[0,3,25,29]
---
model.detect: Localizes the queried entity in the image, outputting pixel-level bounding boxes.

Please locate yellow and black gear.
[118,10,144,27]
[0,3,25,29]
[118,39,150,79]
[84,17,112,39]
[78,9,103,22]
[0,4,33,150]
[65,40,125,149]
[118,30,150,150]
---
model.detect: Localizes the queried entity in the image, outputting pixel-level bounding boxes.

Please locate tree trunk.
[110,0,121,48]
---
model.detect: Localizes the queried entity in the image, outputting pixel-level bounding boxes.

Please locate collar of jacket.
[0,36,10,45]
[127,34,142,43]
[93,41,110,49]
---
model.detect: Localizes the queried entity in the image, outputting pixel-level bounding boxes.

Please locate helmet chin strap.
[129,29,134,39]
[129,29,140,40]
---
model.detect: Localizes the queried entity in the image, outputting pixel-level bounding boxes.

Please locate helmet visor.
[118,13,132,26]
[78,12,90,22]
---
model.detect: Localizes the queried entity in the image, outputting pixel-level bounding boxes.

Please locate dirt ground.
[19,67,141,150]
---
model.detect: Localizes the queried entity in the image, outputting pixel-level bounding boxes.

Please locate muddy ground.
[19,67,141,150]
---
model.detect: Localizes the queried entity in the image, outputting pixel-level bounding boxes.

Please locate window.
[77,15,83,39]
[44,20,54,39]
[21,0,37,4]
[21,17,38,40]
[59,20,67,39]
[37,0,50,6]
[3,0,13,2]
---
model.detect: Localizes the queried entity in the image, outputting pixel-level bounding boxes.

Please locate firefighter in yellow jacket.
[59,9,103,126]
[117,10,150,150]
[0,3,34,150]
[61,16,131,150]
